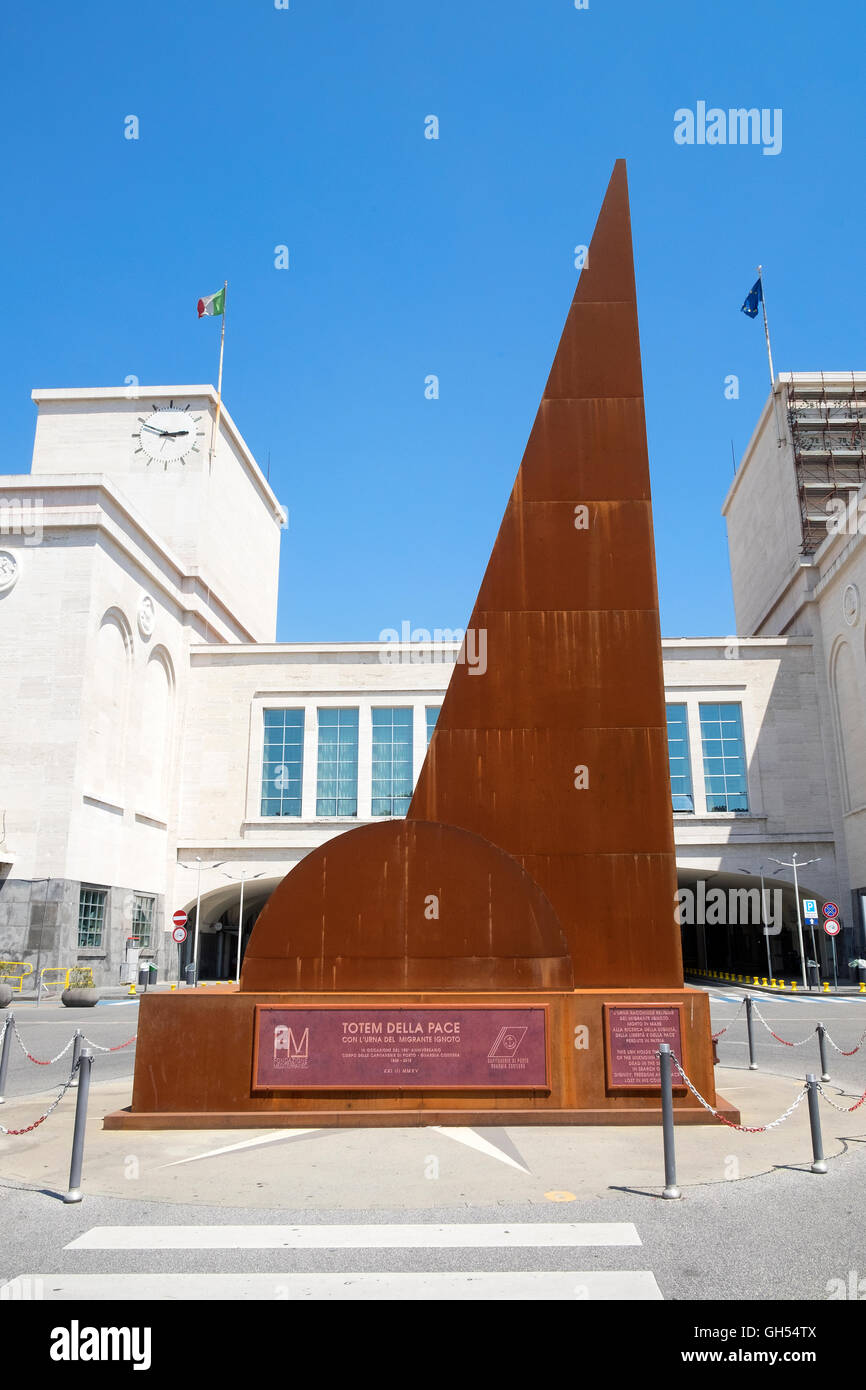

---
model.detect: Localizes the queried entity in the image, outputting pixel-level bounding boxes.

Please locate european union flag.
[741,278,763,319]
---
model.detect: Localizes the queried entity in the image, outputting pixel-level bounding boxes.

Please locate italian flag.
[197,287,225,318]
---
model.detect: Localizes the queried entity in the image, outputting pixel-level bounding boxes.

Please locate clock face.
[133,402,206,468]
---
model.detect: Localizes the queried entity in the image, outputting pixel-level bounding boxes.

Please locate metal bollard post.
[745,994,758,1070]
[63,1049,93,1203]
[659,1043,681,1199]
[0,1014,13,1105]
[816,1023,830,1083]
[805,1073,827,1174]
[70,1030,82,1086]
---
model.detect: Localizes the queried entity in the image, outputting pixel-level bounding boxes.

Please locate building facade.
[0,381,862,990]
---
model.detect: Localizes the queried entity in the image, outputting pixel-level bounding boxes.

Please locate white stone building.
[0,381,862,991]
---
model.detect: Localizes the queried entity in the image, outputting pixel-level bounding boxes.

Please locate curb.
[688,970,866,1001]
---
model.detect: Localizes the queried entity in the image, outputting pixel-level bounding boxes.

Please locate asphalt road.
[0,1000,139,1100]
[702,983,866,1095]
[0,1156,863,1303]
[2,984,865,1311]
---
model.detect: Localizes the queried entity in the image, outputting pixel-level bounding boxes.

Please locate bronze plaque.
[603,1003,684,1092]
[252,1005,550,1090]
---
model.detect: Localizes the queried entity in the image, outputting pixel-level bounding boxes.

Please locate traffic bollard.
[63,1049,93,1203]
[659,1043,681,1199]
[816,1023,830,1083]
[806,1073,827,1174]
[0,1014,12,1104]
[71,1030,82,1085]
[745,995,758,1070]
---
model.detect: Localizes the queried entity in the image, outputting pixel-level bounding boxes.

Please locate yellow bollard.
[771,979,778,989]
[791,981,797,991]
[128,984,136,995]
[762,978,768,987]
[170,983,176,991]
[860,982,865,994]
[823,982,830,993]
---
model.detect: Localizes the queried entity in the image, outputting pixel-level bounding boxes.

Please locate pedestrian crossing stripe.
[0,1271,663,1301]
[65,1222,643,1251]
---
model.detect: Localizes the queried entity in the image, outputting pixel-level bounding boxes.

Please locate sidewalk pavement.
[9,981,232,1004]
[1,1066,864,1209]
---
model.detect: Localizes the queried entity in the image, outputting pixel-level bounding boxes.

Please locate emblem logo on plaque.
[487,1027,528,1061]
[273,1025,309,1068]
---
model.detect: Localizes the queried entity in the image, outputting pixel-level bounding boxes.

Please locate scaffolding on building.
[786,374,866,554]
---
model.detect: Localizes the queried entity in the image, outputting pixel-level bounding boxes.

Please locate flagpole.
[757,265,775,389]
[209,279,227,467]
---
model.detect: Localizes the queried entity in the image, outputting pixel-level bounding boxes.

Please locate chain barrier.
[10,1018,78,1067]
[80,1035,137,1053]
[5,1020,137,1064]
[816,1082,866,1114]
[711,998,745,1041]
[667,1050,809,1133]
[750,1004,815,1048]
[824,1025,866,1057]
[0,1062,80,1136]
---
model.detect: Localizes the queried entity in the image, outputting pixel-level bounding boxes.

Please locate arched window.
[830,639,866,812]
[136,647,174,818]
[84,609,132,805]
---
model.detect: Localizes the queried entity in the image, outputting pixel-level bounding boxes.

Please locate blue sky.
[1,0,864,641]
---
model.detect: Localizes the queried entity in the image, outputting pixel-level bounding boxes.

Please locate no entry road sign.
[172,909,188,928]
[172,925,188,944]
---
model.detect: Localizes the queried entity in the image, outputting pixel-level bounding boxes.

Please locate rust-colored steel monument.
[108,161,735,1129]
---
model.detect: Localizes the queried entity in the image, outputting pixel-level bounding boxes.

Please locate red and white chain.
[712,998,745,1041]
[668,1051,808,1133]
[816,1081,866,1114]
[10,1018,78,1066]
[824,1025,866,1057]
[80,1034,137,1053]
[750,1004,815,1048]
[0,1064,79,1136]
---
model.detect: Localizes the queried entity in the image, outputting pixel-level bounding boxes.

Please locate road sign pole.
[792,858,808,990]
[832,934,838,990]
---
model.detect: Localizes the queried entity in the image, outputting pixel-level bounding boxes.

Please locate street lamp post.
[177,857,225,987]
[769,853,821,991]
[221,869,266,981]
[757,865,772,982]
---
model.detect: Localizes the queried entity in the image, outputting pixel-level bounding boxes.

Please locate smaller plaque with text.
[603,1004,685,1093]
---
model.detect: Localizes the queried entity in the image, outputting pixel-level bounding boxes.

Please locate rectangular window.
[425,706,441,745]
[132,893,156,950]
[261,709,305,816]
[78,886,107,950]
[666,704,694,813]
[700,702,749,812]
[371,707,414,816]
[316,708,359,816]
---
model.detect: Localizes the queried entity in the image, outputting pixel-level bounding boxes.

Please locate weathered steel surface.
[241,820,573,993]
[107,986,729,1128]
[241,157,682,993]
[408,158,682,988]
